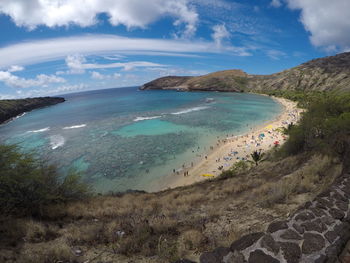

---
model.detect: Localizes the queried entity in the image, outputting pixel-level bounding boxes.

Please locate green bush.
[218,160,249,180]
[0,144,90,217]
[279,93,350,160]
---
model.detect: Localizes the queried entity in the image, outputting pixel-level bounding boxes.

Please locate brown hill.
[141,52,350,93]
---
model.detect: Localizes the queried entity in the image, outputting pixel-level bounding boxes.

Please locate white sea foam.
[133,116,162,122]
[27,127,50,133]
[15,112,26,119]
[63,124,87,129]
[50,135,65,150]
[171,106,209,115]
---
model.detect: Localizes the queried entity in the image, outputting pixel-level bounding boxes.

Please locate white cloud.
[90,71,121,80]
[66,54,165,74]
[0,0,198,38]
[0,93,15,99]
[0,71,66,89]
[65,54,86,74]
[148,67,208,77]
[266,50,287,60]
[113,73,122,79]
[91,71,105,80]
[270,0,282,8]
[287,0,350,50]
[0,34,251,69]
[212,24,230,47]
[8,65,24,72]
[15,83,87,98]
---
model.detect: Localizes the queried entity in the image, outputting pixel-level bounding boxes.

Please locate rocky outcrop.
[0,97,65,124]
[198,172,350,263]
[142,52,350,93]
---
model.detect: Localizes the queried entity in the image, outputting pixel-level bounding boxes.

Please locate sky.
[0,0,350,99]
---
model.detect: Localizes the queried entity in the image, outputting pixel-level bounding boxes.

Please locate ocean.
[0,87,282,193]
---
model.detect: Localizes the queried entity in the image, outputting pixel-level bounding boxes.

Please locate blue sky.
[0,0,349,98]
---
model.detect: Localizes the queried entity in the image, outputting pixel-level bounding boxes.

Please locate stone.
[301,221,324,233]
[310,207,327,217]
[321,216,335,226]
[213,247,231,259]
[278,242,301,263]
[332,191,347,202]
[267,221,288,233]
[73,248,83,256]
[295,211,315,221]
[315,198,334,210]
[335,200,348,212]
[280,229,303,240]
[325,244,338,258]
[314,255,327,263]
[325,230,338,243]
[223,251,246,263]
[248,250,280,263]
[200,247,231,263]
[174,260,196,263]
[302,233,326,254]
[200,252,220,263]
[329,208,345,219]
[292,223,304,235]
[319,191,331,198]
[342,184,350,195]
[260,234,279,255]
[334,223,350,242]
[230,232,264,252]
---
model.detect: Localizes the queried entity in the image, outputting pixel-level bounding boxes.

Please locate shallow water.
[0,87,282,193]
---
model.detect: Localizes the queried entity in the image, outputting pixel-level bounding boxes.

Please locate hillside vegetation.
[0,97,65,124]
[141,52,350,93]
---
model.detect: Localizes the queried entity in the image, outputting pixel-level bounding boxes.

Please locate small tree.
[249,150,265,166]
[282,122,295,135]
[0,144,91,217]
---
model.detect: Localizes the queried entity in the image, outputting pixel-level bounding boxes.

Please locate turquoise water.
[0,87,282,193]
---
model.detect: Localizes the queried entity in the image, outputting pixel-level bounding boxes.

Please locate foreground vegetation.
[0,144,90,218]
[0,92,349,262]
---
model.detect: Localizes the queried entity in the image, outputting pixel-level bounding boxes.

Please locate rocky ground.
[199,170,350,263]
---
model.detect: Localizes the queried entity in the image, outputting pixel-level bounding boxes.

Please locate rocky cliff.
[141,52,350,93]
[0,97,65,124]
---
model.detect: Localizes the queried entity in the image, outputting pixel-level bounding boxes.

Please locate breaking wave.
[171,106,209,115]
[26,127,50,133]
[50,135,65,150]
[133,116,162,122]
[63,124,87,129]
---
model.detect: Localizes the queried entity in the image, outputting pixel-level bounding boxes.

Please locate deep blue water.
[0,87,282,192]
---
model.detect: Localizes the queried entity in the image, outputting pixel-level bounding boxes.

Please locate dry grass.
[0,153,343,263]
[18,238,74,263]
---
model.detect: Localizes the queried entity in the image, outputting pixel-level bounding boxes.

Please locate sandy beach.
[151,96,303,191]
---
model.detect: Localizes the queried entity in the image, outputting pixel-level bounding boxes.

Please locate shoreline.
[150,96,303,192]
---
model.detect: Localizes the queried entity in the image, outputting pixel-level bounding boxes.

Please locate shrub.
[279,93,350,161]
[0,144,91,217]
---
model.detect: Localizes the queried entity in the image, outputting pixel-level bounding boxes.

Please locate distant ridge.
[141,52,350,93]
[0,97,65,124]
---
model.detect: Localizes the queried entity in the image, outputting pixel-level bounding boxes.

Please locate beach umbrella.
[201,173,214,177]
[264,125,274,130]
[274,141,279,145]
